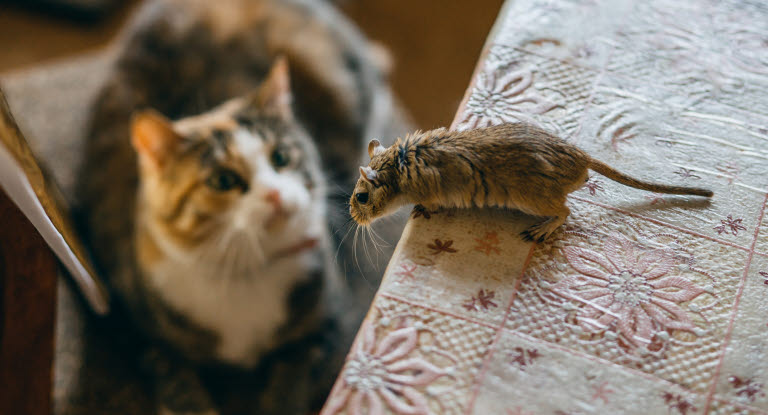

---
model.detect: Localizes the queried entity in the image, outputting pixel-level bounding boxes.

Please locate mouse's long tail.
[588,158,713,197]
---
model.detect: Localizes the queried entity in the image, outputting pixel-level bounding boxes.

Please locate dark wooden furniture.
[0,187,57,415]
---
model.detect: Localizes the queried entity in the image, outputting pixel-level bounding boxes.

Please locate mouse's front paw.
[412,204,439,219]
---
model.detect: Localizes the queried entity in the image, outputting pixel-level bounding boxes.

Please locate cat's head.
[131,58,326,273]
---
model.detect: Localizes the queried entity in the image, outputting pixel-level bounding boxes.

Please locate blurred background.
[0,0,504,128]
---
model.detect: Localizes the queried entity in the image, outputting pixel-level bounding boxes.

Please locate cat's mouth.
[271,238,319,260]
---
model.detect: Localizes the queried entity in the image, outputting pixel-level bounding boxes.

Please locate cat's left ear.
[254,56,293,119]
[131,109,182,170]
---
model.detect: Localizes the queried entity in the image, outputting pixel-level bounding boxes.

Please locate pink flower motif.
[509,347,540,370]
[462,289,499,312]
[728,376,766,403]
[673,167,701,180]
[427,239,457,255]
[396,263,417,282]
[714,215,746,236]
[591,381,614,404]
[323,321,447,415]
[760,271,768,286]
[584,177,605,196]
[549,234,706,348]
[474,232,501,255]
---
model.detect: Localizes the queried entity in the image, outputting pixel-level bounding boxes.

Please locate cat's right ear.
[253,56,293,119]
[130,109,182,170]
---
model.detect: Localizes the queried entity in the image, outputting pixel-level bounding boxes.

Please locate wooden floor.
[0,0,502,128]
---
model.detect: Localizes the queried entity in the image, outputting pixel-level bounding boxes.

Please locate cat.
[74,0,408,414]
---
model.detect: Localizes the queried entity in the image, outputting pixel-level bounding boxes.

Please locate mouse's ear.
[368,139,386,159]
[359,166,379,184]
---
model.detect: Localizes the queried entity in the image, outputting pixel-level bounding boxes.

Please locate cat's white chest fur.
[147,253,317,367]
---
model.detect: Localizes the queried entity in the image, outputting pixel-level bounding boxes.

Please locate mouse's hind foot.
[519,207,569,243]
[520,223,556,243]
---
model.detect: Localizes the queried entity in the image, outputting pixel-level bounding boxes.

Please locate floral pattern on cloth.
[323,307,464,415]
[458,67,560,130]
[549,233,707,351]
[515,207,740,372]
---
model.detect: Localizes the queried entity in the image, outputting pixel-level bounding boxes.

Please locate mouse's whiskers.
[367,223,388,252]
[352,224,363,273]
[334,219,356,265]
[359,224,375,267]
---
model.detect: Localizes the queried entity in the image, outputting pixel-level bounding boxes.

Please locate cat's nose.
[264,189,288,230]
[264,189,283,211]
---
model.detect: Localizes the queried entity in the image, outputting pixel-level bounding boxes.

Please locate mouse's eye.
[206,168,247,192]
[355,192,369,204]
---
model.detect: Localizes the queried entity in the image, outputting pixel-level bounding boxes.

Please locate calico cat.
[75,0,408,414]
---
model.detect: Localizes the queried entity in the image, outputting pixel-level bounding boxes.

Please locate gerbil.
[349,122,713,242]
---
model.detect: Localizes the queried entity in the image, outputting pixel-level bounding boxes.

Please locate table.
[320,0,768,413]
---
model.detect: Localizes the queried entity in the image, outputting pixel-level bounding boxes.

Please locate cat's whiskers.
[192,223,268,277]
[242,225,266,265]
[230,231,262,276]
[218,230,243,274]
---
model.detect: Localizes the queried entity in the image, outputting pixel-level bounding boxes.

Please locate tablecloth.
[320,0,768,413]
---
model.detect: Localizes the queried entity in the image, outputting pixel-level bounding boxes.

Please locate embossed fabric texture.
[321,0,768,414]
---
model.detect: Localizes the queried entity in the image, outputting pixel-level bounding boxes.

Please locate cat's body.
[75,0,407,413]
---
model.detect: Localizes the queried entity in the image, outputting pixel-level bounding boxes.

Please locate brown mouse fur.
[349,122,713,242]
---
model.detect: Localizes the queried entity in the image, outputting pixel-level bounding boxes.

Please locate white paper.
[0,144,108,315]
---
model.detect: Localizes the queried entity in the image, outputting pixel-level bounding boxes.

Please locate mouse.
[349,122,713,242]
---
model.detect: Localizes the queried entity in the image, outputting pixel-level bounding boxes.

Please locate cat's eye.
[235,114,255,127]
[206,169,246,192]
[271,147,291,168]
[355,192,369,204]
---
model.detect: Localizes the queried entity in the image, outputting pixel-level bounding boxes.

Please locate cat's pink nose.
[264,189,288,230]
[264,189,283,210]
